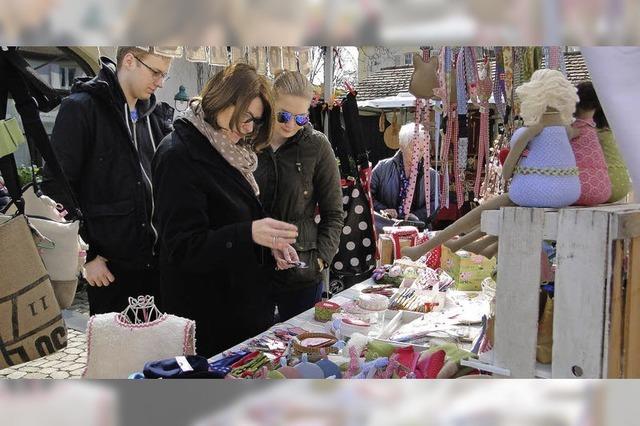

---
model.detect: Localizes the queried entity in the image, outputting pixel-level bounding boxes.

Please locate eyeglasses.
[133,55,170,83]
[242,114,265,128]
[276,111,309,126]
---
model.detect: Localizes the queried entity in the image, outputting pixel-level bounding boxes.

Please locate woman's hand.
[252,218,298,251]
[272,245,300,270]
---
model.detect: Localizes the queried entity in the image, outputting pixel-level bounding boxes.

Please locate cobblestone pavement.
[0,286,90,379]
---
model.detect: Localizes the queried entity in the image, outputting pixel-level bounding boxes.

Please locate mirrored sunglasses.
[276,111,309,126]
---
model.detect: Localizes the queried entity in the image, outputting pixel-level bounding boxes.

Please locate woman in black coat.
[152,64,299,357]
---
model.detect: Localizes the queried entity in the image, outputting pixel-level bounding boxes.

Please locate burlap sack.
[0,215,67,369]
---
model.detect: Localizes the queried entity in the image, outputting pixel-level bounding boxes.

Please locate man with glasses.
[42,47,174,315]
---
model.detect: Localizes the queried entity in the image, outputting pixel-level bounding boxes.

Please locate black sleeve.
[41,96,89,213]
[153,142,257,273]
[370,161,390,212]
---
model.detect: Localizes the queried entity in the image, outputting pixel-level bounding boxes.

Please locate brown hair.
[272,70,314,99]
[116,46,169,69]
[196,63,274,151]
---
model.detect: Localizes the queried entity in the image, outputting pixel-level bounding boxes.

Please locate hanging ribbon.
[438,47,451,210]
[474,57,493,196]
[493,47,507,118]
[451,49,464,210]
[402,47,432,219]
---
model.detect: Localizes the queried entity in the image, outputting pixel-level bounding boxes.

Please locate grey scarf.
[183,102,260,196]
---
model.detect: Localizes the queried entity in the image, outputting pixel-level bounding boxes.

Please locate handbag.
[3,184,87,309]
[0,210,67,369]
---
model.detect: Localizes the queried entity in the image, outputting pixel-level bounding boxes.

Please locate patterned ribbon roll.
[438,47,452,210]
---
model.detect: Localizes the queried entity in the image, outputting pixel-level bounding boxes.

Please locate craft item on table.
[364,339,397,361]
[354,357,389,379]
[292,332,338,360]
[342,301,379,322]
[276,365,302,379]
[388,287,445,313]
[83,296,195,379]
[267,369,286,379]
[143,355,215,379]
[356,293,390,311]
[570,118,612,205]
[315,353,343,379]
[314,301,341,322]
[343,332,369,359]
[361,284,396,298]
[410,267,454,292]
[440,246,496,291]
[294,353,326,379]
[597,127,631,202]
[392,346,420,378]
[414,349,446,379]
[343,346,364,379]
[333,317,371,338]
[229,351,272,379]
[371,265,402,287]
[209,350,250,378]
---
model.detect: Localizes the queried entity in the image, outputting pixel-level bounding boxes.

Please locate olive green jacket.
[255,124,343,292]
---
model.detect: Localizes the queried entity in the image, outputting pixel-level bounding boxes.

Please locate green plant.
[17,165,41,187]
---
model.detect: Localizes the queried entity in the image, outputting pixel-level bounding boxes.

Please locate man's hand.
[382,209,398,219]
[82,256,115,287]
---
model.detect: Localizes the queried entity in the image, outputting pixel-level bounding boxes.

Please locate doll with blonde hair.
[404,69,582,260]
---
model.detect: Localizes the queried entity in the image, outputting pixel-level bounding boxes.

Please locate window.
[58,66,77,89]
[404,53,413,65]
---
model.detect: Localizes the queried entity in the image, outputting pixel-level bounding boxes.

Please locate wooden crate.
[462,204,640,378]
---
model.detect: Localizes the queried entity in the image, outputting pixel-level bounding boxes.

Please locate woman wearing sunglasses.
[152,63,300,357]
[255,71,343,322]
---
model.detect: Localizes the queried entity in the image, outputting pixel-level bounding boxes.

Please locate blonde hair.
[272,70,314,99]
[399,123,426,150]
[116,47,169,70]
[516,69,578,126]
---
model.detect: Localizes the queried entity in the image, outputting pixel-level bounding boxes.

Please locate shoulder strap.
[0,48,82,219]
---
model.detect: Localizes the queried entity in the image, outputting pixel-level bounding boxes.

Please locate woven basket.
[292,332,338,360]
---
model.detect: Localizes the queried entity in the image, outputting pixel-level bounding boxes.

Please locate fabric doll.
[569,82,611,205]
[404,69,581,260]
[593,94,631,203]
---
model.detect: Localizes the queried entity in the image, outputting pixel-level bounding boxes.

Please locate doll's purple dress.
[508,126,581,208]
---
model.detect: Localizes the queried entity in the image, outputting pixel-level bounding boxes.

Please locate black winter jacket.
[255,124,343,293]
[152,119,274,357]
[41,57,174,270]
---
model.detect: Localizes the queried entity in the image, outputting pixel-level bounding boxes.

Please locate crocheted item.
[509,126,581,208]
[570,119,612,205]
[597,128,631,202]
[83,313,195,379]
[514,166,579,176]
[314,301,341,322]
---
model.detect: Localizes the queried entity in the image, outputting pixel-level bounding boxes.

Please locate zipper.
[125,103,160,254]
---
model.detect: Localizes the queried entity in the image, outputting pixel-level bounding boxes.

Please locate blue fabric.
[143,355,215,379]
